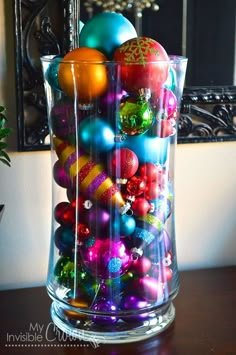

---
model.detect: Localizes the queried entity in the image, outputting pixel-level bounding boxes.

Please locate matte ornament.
[91,298,118,325]
[58,47,108,101]
[80,239,131,278]
[119,96,154,135]
[79,116,115,154]
[54,137,125,210]
[109,148,139,179]
[114,37,169,93]
[79,12,137,60]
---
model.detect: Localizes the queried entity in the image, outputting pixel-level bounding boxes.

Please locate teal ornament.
[120,132,169,165]
[79,20,84,33]
[80,12,137,59]
[113,214,136,237]
[54,256,75,287]
[46,56,62,91]
[164,66,177,91]
[79,116,115,154]
[54,226,75,252]
[119,96,154,135]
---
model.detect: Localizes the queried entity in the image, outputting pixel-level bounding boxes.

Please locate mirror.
[13,0,236,151]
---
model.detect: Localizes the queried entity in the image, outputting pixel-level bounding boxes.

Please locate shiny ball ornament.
[91,298,118,325]
[54,202,75,226]
[54,226,75,252]
[84,206,110,233]
[114,37,169,93]
[79,12,137,60]
[120,132,169,165]
[126,176,146,197]
[58,47,108,101]
[73,223,90,244]
[120,295,151,322]
[130,256,152,275]
[147,229,172,261]
[112,214,136,237]
[54,256,75,287]
[139,162,161,182]
[46,56,62,91]
[79,116,115,154]
[54,137,125,210]
[134,276,164,303]
[157,88,177,118]
[80,238,131,278]
[108,148,139,180]
[164,66,177,91]
[119,96,154,135]
[144,181,161,200]
[53,160,71,189]
[131,197,151,217]
[156,119,175,138]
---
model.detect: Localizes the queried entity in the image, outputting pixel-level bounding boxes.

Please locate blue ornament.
[113,214,136,237]
[79,116,115,154]
[54,226,75,252]
[46,56,62,91]
[80,12,137,59]
[120,132,169,165]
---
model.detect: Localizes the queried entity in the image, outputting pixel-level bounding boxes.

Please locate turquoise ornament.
[46,56,62,91]
[120,132,169,165]
[79,116,115,154]
[164,66,177,91]
[113,214,136,237]
[80,12,137,59]
[54,226,75,252]
[79,20,84,33]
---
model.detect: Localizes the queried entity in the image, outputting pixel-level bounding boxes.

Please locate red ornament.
[131,256,152,275]
[139,162,161,182]
[156,119,175,138]
[54,202,75,226]
[145,182,161,200]
[114,37,169,94]
[73,223,90,243]
[164,266,173,281]
[126,176,146,196]
[109,148,139,180]
[131,197,151,216]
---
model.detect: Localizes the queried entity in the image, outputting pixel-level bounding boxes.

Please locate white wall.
[0,1,236,290]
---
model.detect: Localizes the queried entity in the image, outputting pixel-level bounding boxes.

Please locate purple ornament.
[134,276,164,303]
[91,298,118,325]
[85,206,110,233]
[53,160,71,189]
[80,239,131,278]
[120,295,151,322]
[147,229,172,263]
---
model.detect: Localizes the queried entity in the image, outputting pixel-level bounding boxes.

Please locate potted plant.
[0,105,12,221]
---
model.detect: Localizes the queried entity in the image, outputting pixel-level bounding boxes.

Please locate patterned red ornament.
[114,37,169,93]
[126,176,146,196]
[109,148,139,180]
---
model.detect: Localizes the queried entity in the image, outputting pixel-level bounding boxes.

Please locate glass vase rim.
[40,54,188,65]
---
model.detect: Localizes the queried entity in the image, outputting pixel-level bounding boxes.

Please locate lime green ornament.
[54,256,75,287]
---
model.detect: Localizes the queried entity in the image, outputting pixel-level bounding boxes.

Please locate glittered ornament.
[54,137,125,210]
[119,95,154,135]
[149,194,172,222]
[54,256,75,287]
[58,47,108,101]
[134,276,164,303]
[80,12,137,60]
[120,132,169,165]
[108,148,139,180]
[79,116,115,154]
[91,298,118,325]
[80,238,131,278]
[46,56,62,91]
[126,176,146,197]
[53,160,72,189]
[114,37,169,93]
[54,226,75,252]
[147,229,172,262]
[120,295,151,322]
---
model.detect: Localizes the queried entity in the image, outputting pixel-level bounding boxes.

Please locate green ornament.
[54,256,75,287]
[119,95,154,135]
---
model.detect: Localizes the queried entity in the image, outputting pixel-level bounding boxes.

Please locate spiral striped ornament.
[54,137,125,209]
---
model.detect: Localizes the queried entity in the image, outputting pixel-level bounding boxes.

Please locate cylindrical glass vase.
[41,54,187,344]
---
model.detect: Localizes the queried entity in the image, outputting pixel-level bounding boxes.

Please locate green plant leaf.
[0,150,11,162]
[0,157,11,167]
[0,128,12,139]
[0,142,7,150]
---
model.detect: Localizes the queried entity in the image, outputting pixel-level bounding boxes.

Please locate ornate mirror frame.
[13,0,236,151]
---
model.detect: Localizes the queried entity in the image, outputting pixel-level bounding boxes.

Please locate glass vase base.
[50,301,175,344]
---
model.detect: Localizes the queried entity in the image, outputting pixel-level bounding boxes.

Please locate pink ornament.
[109,148,139,180]
[132,197,151,216]
[130,256,152,275]
[157,88,177,118]
[134,276,164,302]
[80,238,131,278]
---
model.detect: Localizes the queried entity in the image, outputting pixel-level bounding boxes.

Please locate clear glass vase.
[41,54,187,344]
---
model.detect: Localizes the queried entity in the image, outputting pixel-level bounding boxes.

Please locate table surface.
[0,266,236,355]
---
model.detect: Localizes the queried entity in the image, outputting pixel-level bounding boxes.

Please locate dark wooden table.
[0,266,235,355]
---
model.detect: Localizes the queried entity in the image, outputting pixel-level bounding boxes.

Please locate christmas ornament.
[79,12,137,60]
[58,47,108,101]
[54,226,75,252]
[131,197,151,217]
[80,238,131,278]
[164,66,177,91]
[54,202,75,226]
[147,229,172,261]
[53,160,71,189]
[126,176,146,197]
[139,162,161,182]
[46,56,62,91]
[63,297,88,320]
[54,256,75,287]
[91,298,118,325]
[130,256,152,275]
[134,276,164,302]
[73,223,90,244]
[84,206,110,233]
[119,95,154,135]
[157,88,177,119]
[120,132,169,165]
[120,295,151,322]
[54,137,126,210]
[112,213,136,237]
[108,148,139,181]
[144,181,161,200]
[149,194,172,222]
[114,37,169,93]
[154,119,175,138]
[79,116,115,154]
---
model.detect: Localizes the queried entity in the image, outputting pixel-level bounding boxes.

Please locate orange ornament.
[58,47,108,102]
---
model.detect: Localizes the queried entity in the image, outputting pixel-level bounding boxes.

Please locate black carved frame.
[13,0,236,151]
